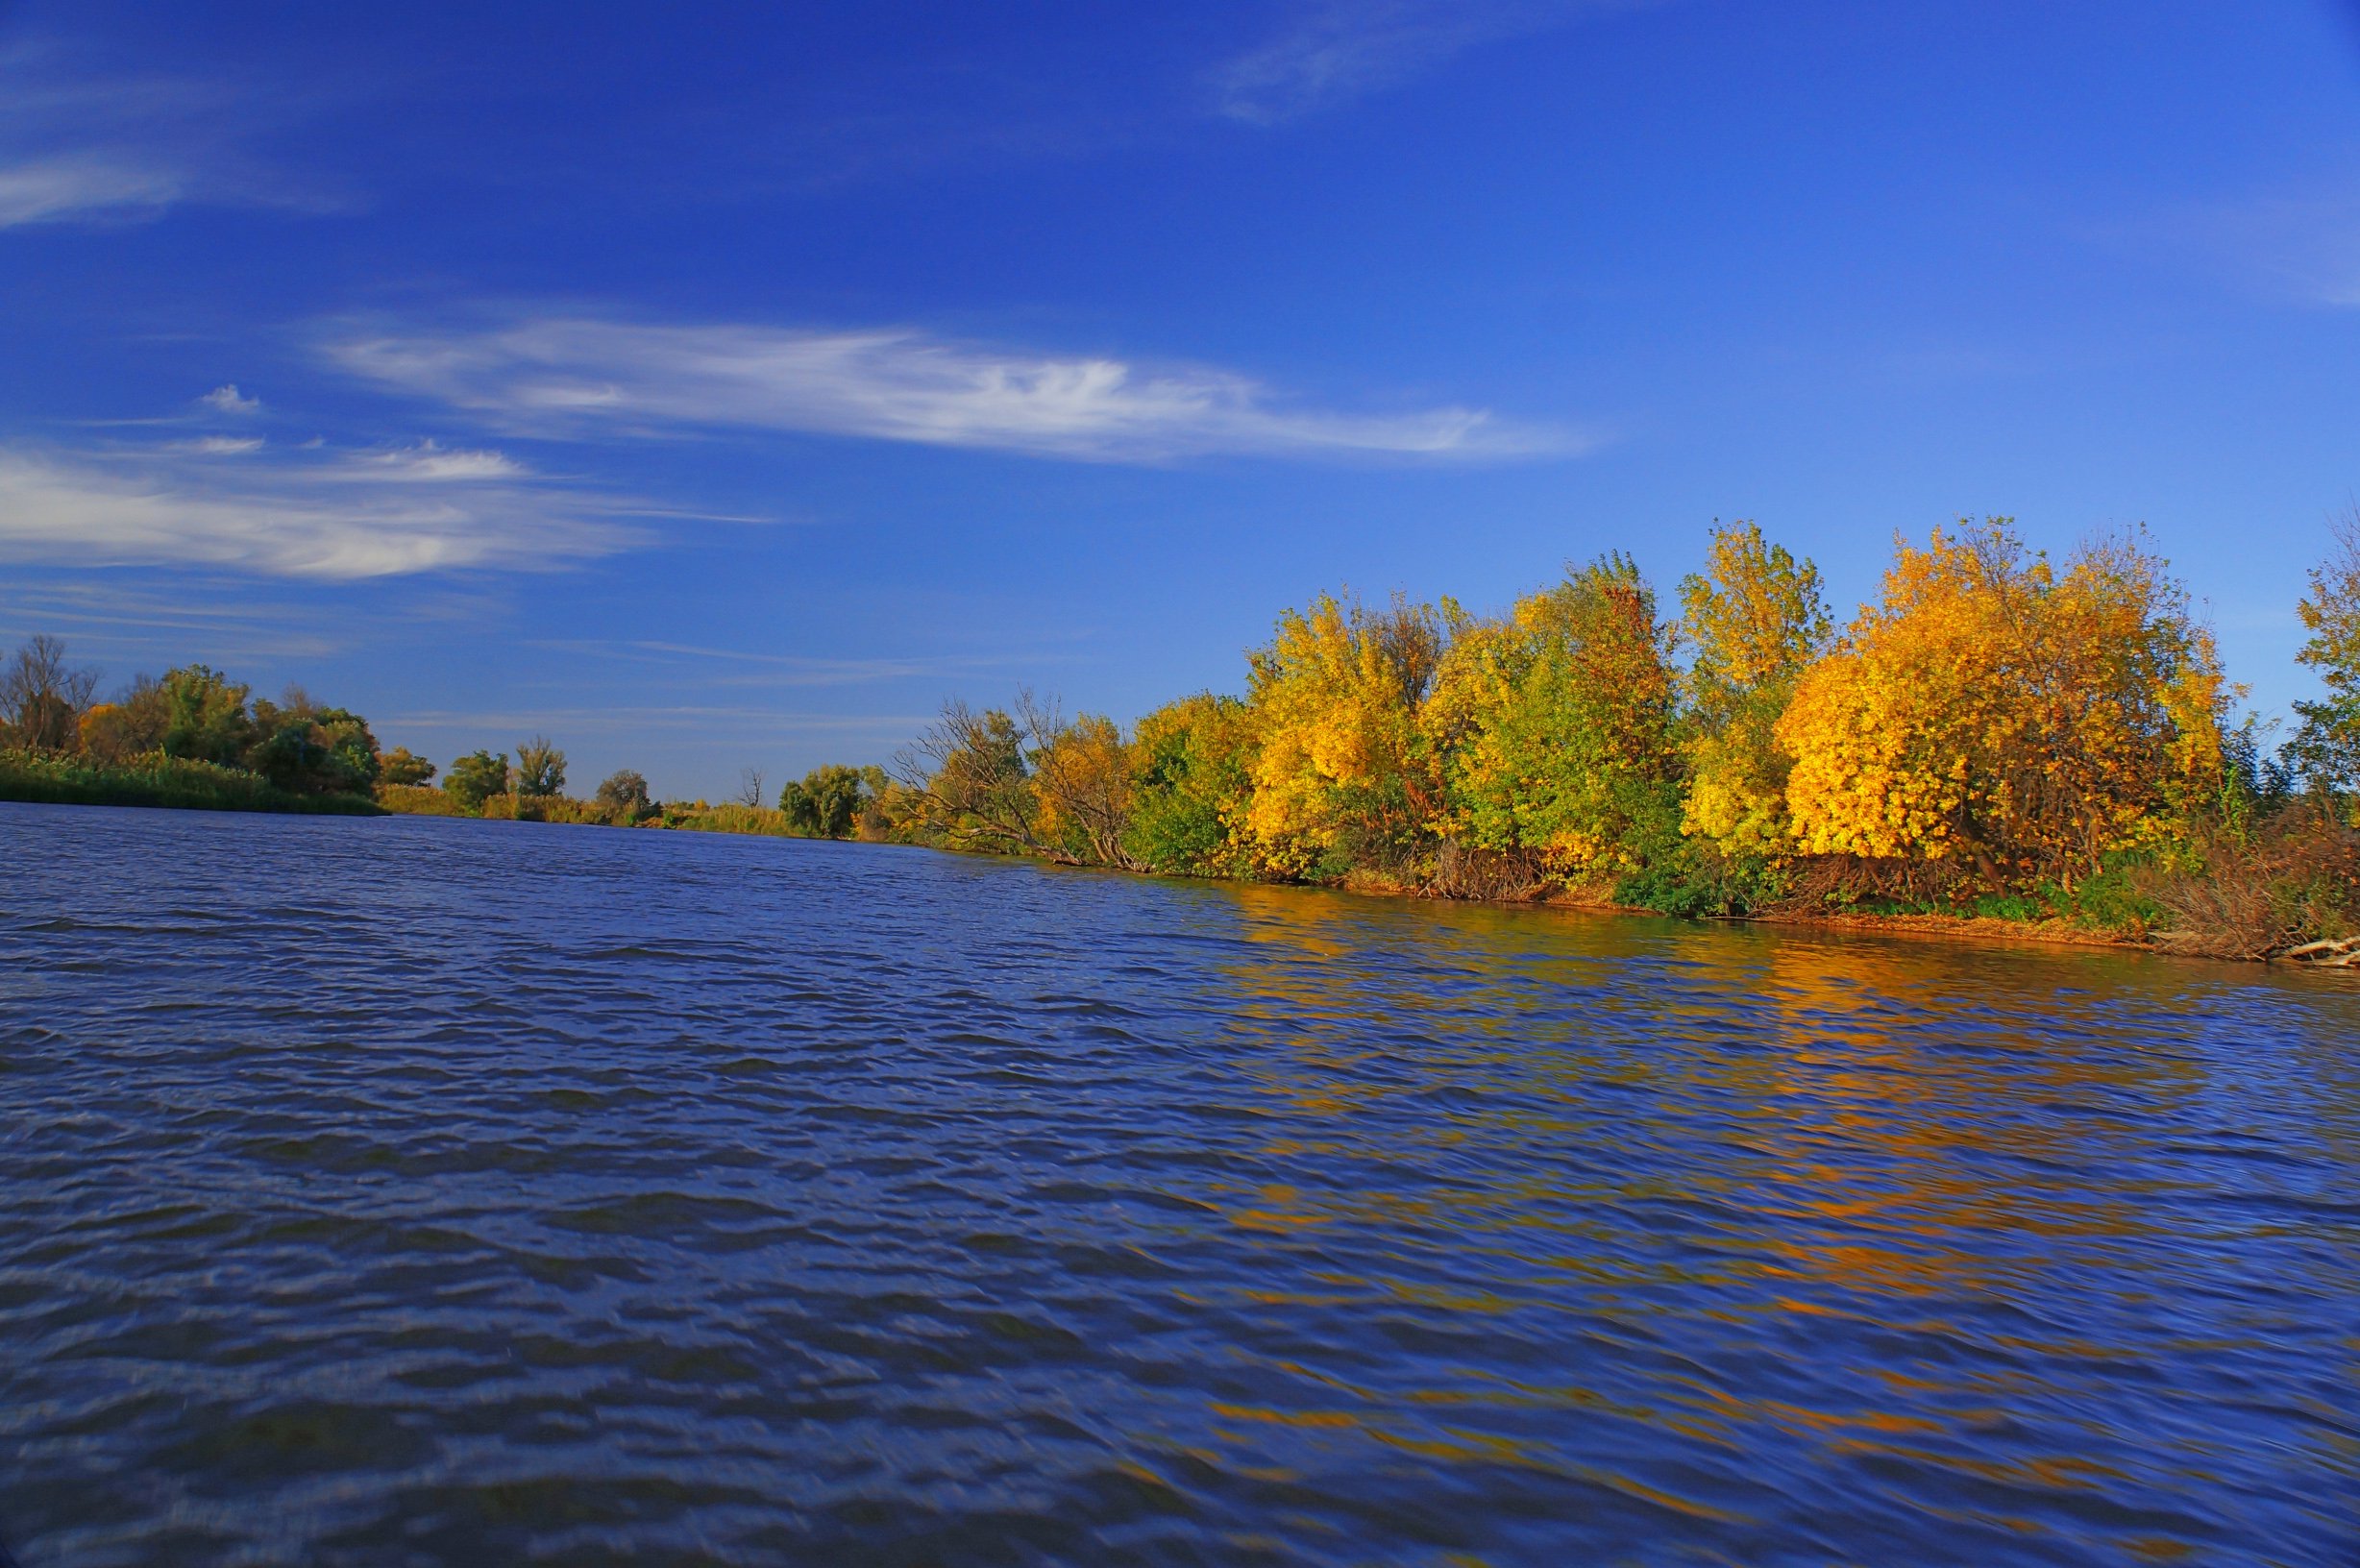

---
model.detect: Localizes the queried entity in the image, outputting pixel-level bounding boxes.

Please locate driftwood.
[2279,936,2360,968]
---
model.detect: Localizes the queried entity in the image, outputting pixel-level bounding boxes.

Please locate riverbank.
[11,770,2351,969]
[376,781,835,841]
[0,749,381,817]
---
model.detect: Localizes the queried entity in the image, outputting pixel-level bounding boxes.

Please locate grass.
[0,748,381,816]
[376,785,825,841]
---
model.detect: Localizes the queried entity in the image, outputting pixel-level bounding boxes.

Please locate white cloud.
[324,315,1579,463]
[2126,182,2360,310]
[332,440,531,482]
[2232,194,2360,307]
[0,44,330,228]
[198,383,263,415]
[0,154,184,227]
[0,439,643,579]
[171,435,266,455]
[1210,0,1645,124]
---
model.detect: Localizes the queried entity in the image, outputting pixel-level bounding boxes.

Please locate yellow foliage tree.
[1027,704,1139,870]
[1243,592,1452,878]
[1776,520,2225,889]
[1678,522,1831,858]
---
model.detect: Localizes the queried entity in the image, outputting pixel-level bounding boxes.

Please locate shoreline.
[9,790,2348,970]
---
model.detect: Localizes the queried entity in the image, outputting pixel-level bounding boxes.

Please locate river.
[2,801,2354,1565]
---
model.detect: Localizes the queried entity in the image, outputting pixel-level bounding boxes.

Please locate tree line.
[0,645,887,838]
[879,517,2360,960]
[9,512,2355,958]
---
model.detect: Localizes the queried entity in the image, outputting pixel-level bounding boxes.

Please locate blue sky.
[3,1,2357,798]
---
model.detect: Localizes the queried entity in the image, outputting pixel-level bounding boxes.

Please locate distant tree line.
[2,640,390,801]
[12,511,2355,963]
[1,649,901,843]
[876,516,2360,962]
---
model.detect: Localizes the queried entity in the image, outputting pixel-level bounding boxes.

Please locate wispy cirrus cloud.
[0,42,332,228]
[0,435,647,579]
[322,314,1580,463]
[2107,175,2360,311]
[2215,192,2360,308]
[525,637,1076,689]
[1209,0,1648,125]
[378,705,933,740]
[0,152,188,227]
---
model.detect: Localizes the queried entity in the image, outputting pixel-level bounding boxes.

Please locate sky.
[3,0,2357,800]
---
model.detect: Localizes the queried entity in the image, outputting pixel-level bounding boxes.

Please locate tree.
[247,704,381,796]
[2288,509,2360,807]
[736,766,768,808]
[1677,522,1831,861]
[1,634,101,752]
[1242,591,1451,879]
[380,747,437,787]
[446,750,510,813]
[1777,520,2226,891]
[1427,555,1684,893]
[780,763,867,838]
[514,735,566,797]
[896,698,1042,856]
[595,768,654,821]
[157,665,254,766]
[1124,692,1258,876]
[1020,693,1139,869]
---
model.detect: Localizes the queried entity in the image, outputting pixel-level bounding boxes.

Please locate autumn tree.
[896,698,1041,856]
[1,635,100,752]
[1777,520,2226,892]
[1427,555,1684,895]
[1242,592,1452,879]
[1677,522,1831,860]
[1020,692,1139,870]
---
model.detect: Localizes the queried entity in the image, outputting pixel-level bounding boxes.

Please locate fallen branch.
[2279,936,2360,964]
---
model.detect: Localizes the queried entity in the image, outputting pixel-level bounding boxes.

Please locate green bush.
[0,748,380,816]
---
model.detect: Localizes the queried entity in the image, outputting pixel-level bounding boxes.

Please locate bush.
[445,750,510,813]
[2136,804,2360,959]
[0,748,380,816]
[596,769,656,822]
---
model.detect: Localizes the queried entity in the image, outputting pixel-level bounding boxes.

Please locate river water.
[2,802,2355,1565]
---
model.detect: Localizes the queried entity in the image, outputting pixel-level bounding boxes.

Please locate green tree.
[1123,692,1257,875]
[897,699,1040,855]
[246,705,381,796]
[2289,511,2360,808]
[380,747,437,787]
[514,735,567,797]
[1429,555,1686,901]
[595,768,654,821]
[446,750,510,813]
[157,665,253,766]
[780,763,867,838]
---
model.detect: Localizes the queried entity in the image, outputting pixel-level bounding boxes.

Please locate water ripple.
[3,802,2357,1565]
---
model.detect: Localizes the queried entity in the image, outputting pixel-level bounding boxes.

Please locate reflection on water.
[2,802,2355,1566]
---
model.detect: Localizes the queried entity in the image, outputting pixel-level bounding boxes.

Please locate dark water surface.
[3,803,2357,1566]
